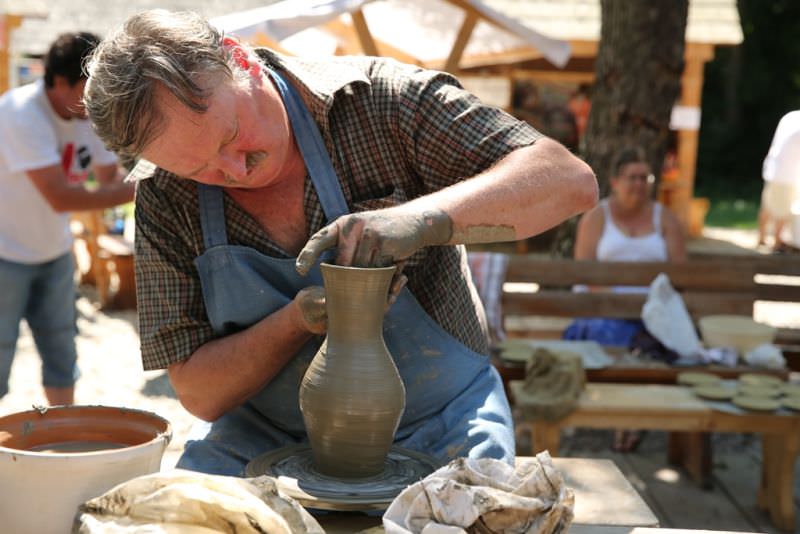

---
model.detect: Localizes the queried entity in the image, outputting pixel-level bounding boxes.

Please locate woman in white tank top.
[566,147,686,451]
[574,149,684,265]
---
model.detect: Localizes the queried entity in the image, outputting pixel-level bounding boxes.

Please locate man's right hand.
[294,286,327,335]
[293,272,408,336]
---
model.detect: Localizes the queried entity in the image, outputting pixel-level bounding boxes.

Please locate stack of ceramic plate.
[780,381,800,411]
[677,371,721,388]
[678,372,736,401]
[732,374,785,411]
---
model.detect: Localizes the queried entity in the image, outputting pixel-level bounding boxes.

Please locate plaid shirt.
[133,50,541,370]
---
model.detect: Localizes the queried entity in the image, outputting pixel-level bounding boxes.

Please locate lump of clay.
[517,347,586,421]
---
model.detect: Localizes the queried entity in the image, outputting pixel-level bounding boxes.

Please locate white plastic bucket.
[0,405,171,534]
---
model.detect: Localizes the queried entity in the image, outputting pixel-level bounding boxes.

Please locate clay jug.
[299,263,405,478]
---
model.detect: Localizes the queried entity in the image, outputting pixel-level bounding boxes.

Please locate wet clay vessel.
[299,263,405,478]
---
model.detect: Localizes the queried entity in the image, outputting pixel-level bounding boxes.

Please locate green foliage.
[703,198,759,229]
[696,0,800,210]
[695,167,761,229]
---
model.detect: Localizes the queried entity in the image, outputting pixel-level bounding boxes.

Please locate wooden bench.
[72,210,136,309]
[489,253,800,490]
[500,255,800,365]
[512,383,800,532]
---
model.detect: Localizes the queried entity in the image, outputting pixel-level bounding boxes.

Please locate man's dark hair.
[44,32,101,88]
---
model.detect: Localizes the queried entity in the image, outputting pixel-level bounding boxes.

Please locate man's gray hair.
[85,10,238,158]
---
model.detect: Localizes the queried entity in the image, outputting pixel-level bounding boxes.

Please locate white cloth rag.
[74,469,323,534]
[745,343,786,369]
[383,452,574,534]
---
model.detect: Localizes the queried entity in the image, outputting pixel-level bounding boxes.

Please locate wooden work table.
[318,457,658,533]
[512,383,800,531]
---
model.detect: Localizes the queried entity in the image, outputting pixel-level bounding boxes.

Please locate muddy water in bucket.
[0,405,171,534]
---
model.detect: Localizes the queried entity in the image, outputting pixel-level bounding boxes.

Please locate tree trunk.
[586,0,688,194]
[553,0,688,256]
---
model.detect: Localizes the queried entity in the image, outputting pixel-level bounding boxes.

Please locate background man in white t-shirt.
[0,32,134,405]
[758,110,800,251]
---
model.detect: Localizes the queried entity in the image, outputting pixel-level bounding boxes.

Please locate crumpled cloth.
[745,343,786,369]
[73,469,323,534]
[642,273,702,357]
[383,452,574,534]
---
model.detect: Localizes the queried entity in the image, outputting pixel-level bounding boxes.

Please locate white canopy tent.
[210,0,571,70]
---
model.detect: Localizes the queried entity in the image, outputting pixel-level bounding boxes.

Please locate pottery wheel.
[245,444,439,511]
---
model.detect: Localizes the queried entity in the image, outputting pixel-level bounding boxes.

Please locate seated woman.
[565,147,686,450]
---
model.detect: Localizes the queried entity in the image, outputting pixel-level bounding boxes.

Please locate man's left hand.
[295,206,453,275]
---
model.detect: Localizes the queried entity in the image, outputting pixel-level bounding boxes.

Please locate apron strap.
[198,184,228,248]
[268,68,350,222]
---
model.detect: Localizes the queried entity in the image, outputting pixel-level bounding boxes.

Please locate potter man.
[85,10,597,476]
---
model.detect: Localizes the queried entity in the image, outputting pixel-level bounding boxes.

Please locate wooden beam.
[437,46,542,70]
[568,40,599,57]
[511,69,595,84]
[505,258,756,291]
[350,9,378,56]
[323,18,422,65]
[445,10,478,73]
[685,42,715,62]
[429,38,598,72]
[249,32,292,55]
[503,291,755,319]
[322,18,361,55]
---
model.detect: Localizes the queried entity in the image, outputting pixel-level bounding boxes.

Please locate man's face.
[141,72,296,189]
[52,77,88,120]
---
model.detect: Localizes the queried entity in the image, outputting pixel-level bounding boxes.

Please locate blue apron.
[177,69,514,476]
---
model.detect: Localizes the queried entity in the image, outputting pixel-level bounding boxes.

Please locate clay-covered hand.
[294,274,408,334]
[295,206,453,275]
[294,286,327,335]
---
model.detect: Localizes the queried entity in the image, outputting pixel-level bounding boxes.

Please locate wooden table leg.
[761,431,799,531]
[531,422,562,456]
[668,431,712,487]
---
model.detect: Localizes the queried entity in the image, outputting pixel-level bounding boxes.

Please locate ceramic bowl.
[698,315,776,355]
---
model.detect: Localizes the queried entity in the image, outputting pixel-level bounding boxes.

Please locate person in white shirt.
[0,33,134,405]
[758,111,800,251]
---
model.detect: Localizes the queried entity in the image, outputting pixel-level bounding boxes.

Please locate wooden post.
[350,9,378,56]
[673,42,714,234]
[444,10,478,73]
[0,14,22,94]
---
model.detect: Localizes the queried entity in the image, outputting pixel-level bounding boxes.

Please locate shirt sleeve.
[0,102,61,174]
[134,175,214,370]
[391,66,543,192]
[770,131,800,185]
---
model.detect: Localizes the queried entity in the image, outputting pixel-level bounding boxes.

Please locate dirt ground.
[0,227,796,471]
[0,294,198,469]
